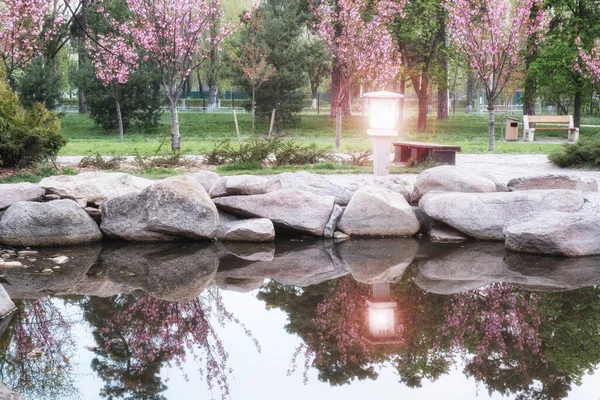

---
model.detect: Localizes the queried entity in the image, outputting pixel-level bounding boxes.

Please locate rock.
[339,238,419,283]
[216,241,275,262]
[84,207,102,222]
[338,186,419,237]
[186,170,220,193]
[346,175,411,203]
[226,175,278,195]
[582,192,600,214]
[101,176,218,241]
[42,269,53,274]
[43,194,61,201]
[428,227,468,243]
[504,211,600,256]
[412,206,438,234]
[208,177,228,198]
[412,165,497,203]
[269,172,354,205]
[216,212,275,242]
[0,182,45,210]
[0,261,22,268]
[214,276,265,293]
[214,189,334,236]
[39,172,153,205]
[17,251,37,257]
[0,285,15,317]
[49,256,69,264]
[324,205,343,238]
[0,200,102,246]
[333,231,349,240]
[74,198,87,208]
[507,174,598,192]
[0,383,23,400]
[420,190,584,240]
[97,242,219,301]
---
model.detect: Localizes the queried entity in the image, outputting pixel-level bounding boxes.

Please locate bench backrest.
[523,115,574,130]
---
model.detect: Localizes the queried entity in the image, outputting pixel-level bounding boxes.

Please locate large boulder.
[186,170,220,193]
[504,211,600,256]
[0,285,15,317]
[270,172,354,205]
[39,171,152,205]
[412,165,497,203]
[346,175,411,203]
[0,384,22,400]
[100,176,218,241]
[507,174,598,192]
[0,200,102,246]
[209,175,278,198]
[339,238,419,283]
[420,190,584,240]
[216,211,275,242]
[213,189,334,236]
[338,186,419,237]
[0,183,45,210]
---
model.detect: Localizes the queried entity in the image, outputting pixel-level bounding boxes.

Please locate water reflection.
[1,239,600,399]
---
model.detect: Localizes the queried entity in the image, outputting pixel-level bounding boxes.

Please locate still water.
[1,238,600,400]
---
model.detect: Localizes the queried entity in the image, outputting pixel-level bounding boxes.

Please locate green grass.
[0,165,78,184]
[57,111,600,157]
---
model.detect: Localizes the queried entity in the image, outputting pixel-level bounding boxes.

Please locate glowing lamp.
[367,299,398,339]
[362,91,404,176]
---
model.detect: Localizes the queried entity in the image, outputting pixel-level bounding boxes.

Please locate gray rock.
[0,285,15,317]
[429,227,468,243]
[101,176,218,241]
[208,177,228,198]
[0,384,22,400]
[43,194,61,201]
[0,200,102,246]
[338,186,419,237]
[324,205,343,238]
[582,192,600,214]
[504,211,600,256]
[508,174,598,192]
[269,172,353,205]
[214,189,334,236]
[217,211,275,242]
[339,238,419,283]
[97,242,219,301]
[412,165,497,203]
[333,231,349,240]
[226,175,279,195]
[216,241,275,262]
[420,190,584,240]
[0,182,45,210]
[74,198,87,208]
[186,170,220,192]
[214,276,264,292]
[346,175,411,203]
[39,171,152,204]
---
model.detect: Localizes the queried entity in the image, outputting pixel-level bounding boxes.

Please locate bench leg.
[568,128,579,142]
[523,128,535,142]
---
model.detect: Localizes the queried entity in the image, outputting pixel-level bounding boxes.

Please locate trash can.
[506,118,519,141]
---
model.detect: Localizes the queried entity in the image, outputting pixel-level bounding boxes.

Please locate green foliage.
[0,78,66,168]
[76,62,163,133]
[18,57,63,110]
[548,138,600,168]
[0,164,77,183]
[217,161,263,172]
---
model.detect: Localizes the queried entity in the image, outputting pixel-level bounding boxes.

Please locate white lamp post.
[363,91,404,176]
[366,282,399,341]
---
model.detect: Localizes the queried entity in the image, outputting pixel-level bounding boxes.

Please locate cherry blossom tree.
[575,36,600,84]
[312,0,405,149]
[102,0,244,152]
[0,0,65,86]
[87,31,138,143]
[444,0,545,150]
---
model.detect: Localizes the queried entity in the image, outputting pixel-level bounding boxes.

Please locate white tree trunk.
[168,97,181,152]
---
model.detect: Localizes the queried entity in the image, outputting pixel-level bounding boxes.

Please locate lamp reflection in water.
[362,91,404,176]
[366,282,402,344]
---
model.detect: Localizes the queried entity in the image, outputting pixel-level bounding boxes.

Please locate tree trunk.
[311,86,318,110]
[330,61,351,117]
[208,87,218,112]
[437,85,449,120]
[487,104,495,151]
[335,106,342,149]
[574,88,582,128]
[116,100,124,144]
[78,0,89,114]
[466,71,474,114]
[437,15,449,120]
[417,73,429,131]
[168,97,181,152]
[398,79,406,126]
[251,86,256,133]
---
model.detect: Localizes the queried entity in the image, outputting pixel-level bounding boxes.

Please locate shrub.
[80,153,126,170]
[0,78,66,168]
[217,161,263,172]
[548,139,600,168]
[18,57,63,110]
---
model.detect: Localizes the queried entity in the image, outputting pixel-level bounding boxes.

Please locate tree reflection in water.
[0,299,77,400]
[259,272,600,399]
[81,289,259,400]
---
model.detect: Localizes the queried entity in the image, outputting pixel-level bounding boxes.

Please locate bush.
[548,139,600,168]
[80,153,126,170]
[0,78,66,168]
[18,57,62,110]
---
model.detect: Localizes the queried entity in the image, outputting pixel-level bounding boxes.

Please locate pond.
[1,238,600,399]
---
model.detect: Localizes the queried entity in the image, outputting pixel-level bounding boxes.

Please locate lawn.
[57,111,600,156]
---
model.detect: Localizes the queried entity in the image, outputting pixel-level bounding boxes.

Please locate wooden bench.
[392,141,461,165]
[523,115,579,142]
